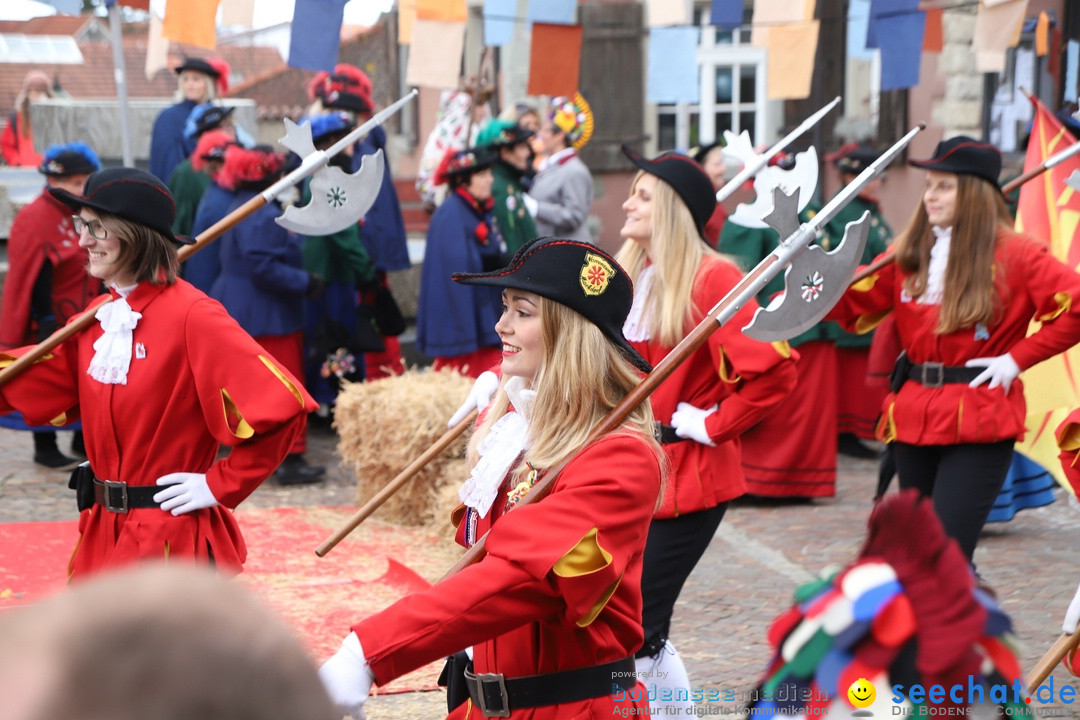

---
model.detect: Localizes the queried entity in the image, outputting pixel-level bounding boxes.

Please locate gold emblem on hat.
[580,252,615,296]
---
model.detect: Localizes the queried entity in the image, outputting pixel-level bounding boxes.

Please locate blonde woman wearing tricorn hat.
[320,237,665,720]
[827,136,1080,566]
[0,167,318,578]
[614,145,798,712]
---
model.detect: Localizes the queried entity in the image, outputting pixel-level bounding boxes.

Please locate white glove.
[670,402,718,447]
[965,353,1020,393]
[319,632,374,720]
[1064,582,1080,634]
[523,193,539,218]
[153,472,219,516]
[448,370,500,427]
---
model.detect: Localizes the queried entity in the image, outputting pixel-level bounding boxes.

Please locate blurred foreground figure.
[749,489,1027,718]
[0,563,338,720]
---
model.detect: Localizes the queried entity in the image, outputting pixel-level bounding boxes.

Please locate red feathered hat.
[308,63,373,114]
[206,57,231,96]
[191,129,235,174]
[219,145,285,191]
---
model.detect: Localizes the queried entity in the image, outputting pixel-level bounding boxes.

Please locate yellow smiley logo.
[847,677,876,709]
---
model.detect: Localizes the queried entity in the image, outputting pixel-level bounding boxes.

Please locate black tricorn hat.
[622,145,717,238]
[909,136,1002,187]
[49,167,191,245]
[453,237,651,374]
[174,56,221,78]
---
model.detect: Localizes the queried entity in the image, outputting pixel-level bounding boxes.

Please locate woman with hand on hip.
[828,136,1080,565]
[320,238,664,719]
[615,146,798,712]
[0,168,317,578]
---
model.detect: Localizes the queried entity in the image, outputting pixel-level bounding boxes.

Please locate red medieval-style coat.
[828,229,1080,446]
[353,433,661,719]
[0,280,317,577]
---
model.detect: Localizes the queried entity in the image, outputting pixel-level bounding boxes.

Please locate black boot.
[838,432,881,459]
[33,431,80,470]
[273,453,326,485]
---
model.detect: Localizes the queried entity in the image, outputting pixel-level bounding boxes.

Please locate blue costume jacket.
[353,126,411,272]
[184,181,235,294]
[210,191,309,337]
[415,189,502,358]
[149,99,197,183]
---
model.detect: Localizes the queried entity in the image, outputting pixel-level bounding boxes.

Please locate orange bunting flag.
[1013,95,1080,488]
[417,0,467,22]
[162,0,220,49]
[923,9,943,53]
[527,23,583,97]
[1036,11,1050,57]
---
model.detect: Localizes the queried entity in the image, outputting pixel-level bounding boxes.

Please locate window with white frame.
[651,3,771,152]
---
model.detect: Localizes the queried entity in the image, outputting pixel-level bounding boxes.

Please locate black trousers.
[892,440,1014,562]
[637,503,727,658]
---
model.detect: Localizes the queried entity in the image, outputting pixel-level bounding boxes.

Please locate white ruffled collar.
[622,264,655,342]
[457,376,535,518]
[920,226,951,305]
[87,284,141,385]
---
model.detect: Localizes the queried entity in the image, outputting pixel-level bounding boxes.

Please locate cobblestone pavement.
[1,424,1078,718]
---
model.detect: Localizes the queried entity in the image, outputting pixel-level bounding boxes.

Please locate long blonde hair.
[466,296,664,490]
[615,172,720,347]
[894,174,1010,334]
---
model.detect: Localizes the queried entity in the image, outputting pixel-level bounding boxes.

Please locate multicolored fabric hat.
[184,103,235,141]
[432,146,496,186]
[548,92,594,151]
[39,142,101,177]
[454,237,651,374]
[476,119,534,149]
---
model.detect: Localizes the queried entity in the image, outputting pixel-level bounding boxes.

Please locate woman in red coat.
[614,146,798,712]
[0,168,317,578]
[828,136,1080,564]
[319,238,665,719]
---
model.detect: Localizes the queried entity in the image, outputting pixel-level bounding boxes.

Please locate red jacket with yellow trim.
[0,280,317,577]
[827,229,1080,445]
[630,257,798,516]
[353,433,661,719]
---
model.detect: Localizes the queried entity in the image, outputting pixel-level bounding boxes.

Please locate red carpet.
[0,506,459,694]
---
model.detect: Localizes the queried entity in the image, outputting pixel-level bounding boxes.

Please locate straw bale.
[334,368,475,526]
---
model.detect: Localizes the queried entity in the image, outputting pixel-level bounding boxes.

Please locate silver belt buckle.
[102,480,129,513]
[475,673,510,718]
[920,362,944,388]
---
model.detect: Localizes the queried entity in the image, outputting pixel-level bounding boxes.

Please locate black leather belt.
[906,362,982,388]
[464,656,637,717]
[655,423,686,445]
[93,478,162,513]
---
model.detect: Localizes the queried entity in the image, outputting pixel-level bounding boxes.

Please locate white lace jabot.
[87,285,141,385]
[457,376,535,518]
[622,264,655,342]
[920,226,951,305]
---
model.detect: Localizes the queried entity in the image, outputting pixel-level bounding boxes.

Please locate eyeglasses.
[72,215,108,240]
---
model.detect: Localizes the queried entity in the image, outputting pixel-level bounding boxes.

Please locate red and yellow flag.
[1014,95,1080,489]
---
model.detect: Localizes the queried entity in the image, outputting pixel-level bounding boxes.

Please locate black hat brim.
[175,58,221,78]
[454,243,651,375]
[49,187,194,246]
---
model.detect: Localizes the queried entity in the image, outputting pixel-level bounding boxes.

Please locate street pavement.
[1,423,1078,718]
